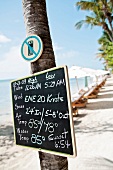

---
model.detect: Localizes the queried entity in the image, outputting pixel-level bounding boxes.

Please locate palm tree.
[22,0,68,169]
[97,31,113,69]
[75,0,113,42]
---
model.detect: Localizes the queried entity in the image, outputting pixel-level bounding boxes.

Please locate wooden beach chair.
[83,77,107,99]
[90,77,107,95]
[84,85,98,99]
[97,78,107,89]
[72,107,78,117]
[71,90,87,109]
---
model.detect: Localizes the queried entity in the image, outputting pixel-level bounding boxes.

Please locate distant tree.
[75,0,113,42]
[97,31,113,69]
[22,0,68,169]
[75,0,113,70]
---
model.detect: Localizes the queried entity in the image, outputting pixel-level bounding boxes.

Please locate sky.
[0,0,104,80]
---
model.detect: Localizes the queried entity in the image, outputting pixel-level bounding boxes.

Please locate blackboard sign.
[11,66,76,157]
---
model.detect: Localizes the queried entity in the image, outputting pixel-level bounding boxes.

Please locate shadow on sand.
[98,93,113,99]
[74,113,87,126]
[99,89,113,93]
[0,125,14,141]
[74,121,113,134]
[105,83,113,86]
[73,82,113,134]
[79,156,113,170]
[87,100,113,110]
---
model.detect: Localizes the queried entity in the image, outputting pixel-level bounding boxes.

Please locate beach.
[0,75,113,170]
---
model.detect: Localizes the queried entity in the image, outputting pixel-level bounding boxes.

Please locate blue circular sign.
[21,35,43,62]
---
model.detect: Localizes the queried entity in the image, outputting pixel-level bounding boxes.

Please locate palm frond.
[76,1,96,11]
[75,20,85,29]
[75,15,103,29]
[85,16,102,28]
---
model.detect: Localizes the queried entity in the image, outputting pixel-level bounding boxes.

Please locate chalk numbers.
[28,119,58,133]
[55,140,71,149]
[28,119,39,129]
[44,122,58,133]
[31,134,45,145]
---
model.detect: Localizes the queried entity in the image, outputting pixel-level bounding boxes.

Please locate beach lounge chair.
[71,90,87,109]
[84,85,98,99]
[72,107,78,117]
[97,77,107,89]
[83,76,107,99]
[89,77,107,97]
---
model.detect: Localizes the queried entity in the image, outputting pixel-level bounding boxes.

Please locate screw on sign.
[21,35,43,62]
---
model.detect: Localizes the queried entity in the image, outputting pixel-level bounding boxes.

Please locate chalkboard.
[11,66,76,157]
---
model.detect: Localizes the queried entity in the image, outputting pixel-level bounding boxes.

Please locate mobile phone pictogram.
[28,40,33,56]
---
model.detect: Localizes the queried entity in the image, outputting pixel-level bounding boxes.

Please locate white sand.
[69,75,113,170]
[0,75,113,170]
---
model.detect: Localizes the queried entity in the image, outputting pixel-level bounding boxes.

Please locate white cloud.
[55,50,80,67]
[53,44,63,51]
[56,50,79,59]
[0,34,11,43]
[0,46,80,80]
[0,45,30,79]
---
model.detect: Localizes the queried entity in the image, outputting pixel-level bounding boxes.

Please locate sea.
[0,77,93,116]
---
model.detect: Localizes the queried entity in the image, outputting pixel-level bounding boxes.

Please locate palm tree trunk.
[22,0,68,169]
[102,23,113,42]
[102,2,113,37]
[39,153,68,170]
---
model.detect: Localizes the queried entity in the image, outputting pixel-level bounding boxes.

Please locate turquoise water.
[0,77,93,115]
[69,77,85,94]
[69,77,93,94]
[0,79,12,115]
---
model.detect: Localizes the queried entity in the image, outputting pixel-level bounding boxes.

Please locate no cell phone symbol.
[21,35,43,62]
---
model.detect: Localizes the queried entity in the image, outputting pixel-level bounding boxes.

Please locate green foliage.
[97,32,113,68]
[75,0,113,69]
[75,0,113,41]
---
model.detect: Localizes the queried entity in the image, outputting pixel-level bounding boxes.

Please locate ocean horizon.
[0,79,13,115]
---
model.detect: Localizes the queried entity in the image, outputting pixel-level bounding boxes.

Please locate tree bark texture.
[22,0,68,169]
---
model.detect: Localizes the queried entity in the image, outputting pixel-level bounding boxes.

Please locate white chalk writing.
[46,72,55,80]
[16,128,28,134]
[48,129,68,141]
[15,103,24,110]
[25,83,41,91]
[24,93,64,103]
[28,76,38,84]
[45,79,65,88]
[14,93,23,101]
[25,107,69,119]
[19,134,29,143]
